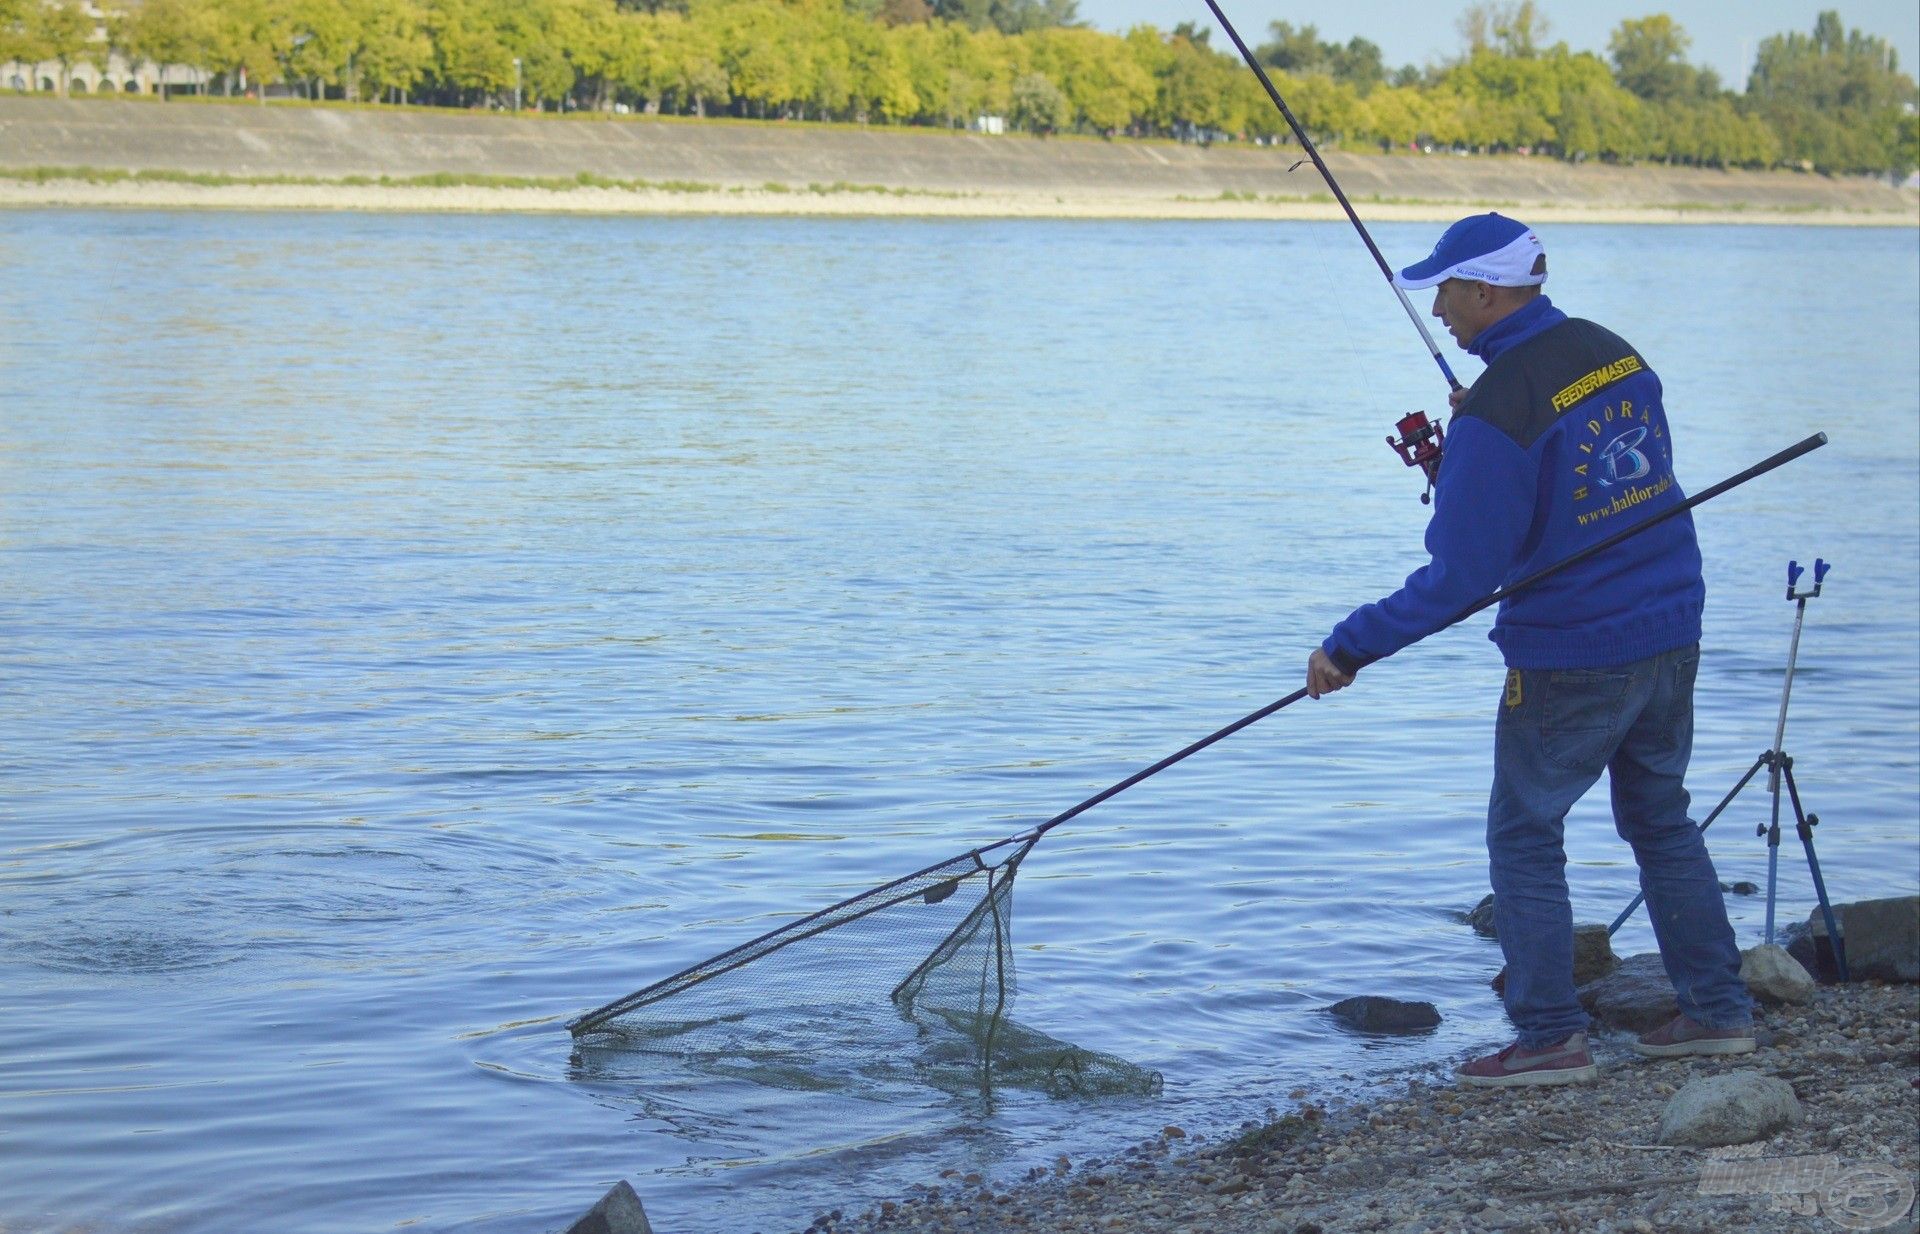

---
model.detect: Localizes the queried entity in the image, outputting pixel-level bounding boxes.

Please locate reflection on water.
[0,211,1915,1234]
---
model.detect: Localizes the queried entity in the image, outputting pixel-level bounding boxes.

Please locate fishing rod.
[1201,0,1457,500]
[1018,433,1828,845]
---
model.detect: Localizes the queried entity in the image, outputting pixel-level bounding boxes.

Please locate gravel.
[807,982,1919,1234]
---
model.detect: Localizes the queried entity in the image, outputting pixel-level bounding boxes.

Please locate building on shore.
[2,0,209,98]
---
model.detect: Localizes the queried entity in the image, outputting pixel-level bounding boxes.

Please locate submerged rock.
[1741,943,1816,1005]
[1464,894,1498,938]
[1577,951,1679,1032]
[1327,996,1441,1034]
[1658,1072,1802,1147]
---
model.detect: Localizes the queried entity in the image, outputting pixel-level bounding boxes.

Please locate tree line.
[2,0,1914,175]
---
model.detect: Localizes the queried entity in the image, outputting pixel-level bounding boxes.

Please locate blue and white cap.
[1392,212,1546,290]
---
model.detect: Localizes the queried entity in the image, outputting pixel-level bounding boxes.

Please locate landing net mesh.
[569,834,1160,1099]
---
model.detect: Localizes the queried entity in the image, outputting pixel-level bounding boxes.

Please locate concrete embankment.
[1,96,1915,223]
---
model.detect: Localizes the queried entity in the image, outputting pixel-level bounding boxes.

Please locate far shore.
[4,175,1915,226]
[3,97,1914,226]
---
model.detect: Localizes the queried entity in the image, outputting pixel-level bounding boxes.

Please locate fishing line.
[1202,0,1463,395]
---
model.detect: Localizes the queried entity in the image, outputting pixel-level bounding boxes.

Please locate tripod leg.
[1606,752,1767,937]
[1765,754,1783,945]
[1781,761,1849,982]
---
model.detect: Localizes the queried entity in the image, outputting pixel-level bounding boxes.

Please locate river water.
[2,211,1915,1234]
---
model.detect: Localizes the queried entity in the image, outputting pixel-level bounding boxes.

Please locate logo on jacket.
[1596,426,1651,487]
[1552,355,1643,412]
[1571,399,1666,506]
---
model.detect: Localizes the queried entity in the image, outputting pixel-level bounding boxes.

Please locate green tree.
[1361,83,1432,148]
[1027,25,1150,132]
[31,0,93,94]
[1328,36,1385,91]
[346,0,431,101]
[1149,26,1242,135]
[1457,1,1549,59]
[1257,20,1322,74]
[933,0,1073,37]
[708,0,805,117]
[1257,21,1385,93]
[1446,45,1560,148]
[1746,9,1918,173]
[120,0,222,98]
[426,0,513,101]
[203,0,289,99]
[656,6,727,115]
[1607,14,1696,102]
[1,0,50,88]
[0,0,30,79]
[281,0,361,98]
[1550,48,1643,159]
[1009,68,1065,130]
[874,0,929,26]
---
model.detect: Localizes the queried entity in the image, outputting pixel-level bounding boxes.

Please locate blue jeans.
[1489,643,1752,1047]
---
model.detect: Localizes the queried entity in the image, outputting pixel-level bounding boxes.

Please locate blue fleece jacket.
[1324,296,1705,672]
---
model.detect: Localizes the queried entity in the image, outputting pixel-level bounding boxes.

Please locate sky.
[1074,1,1920,93]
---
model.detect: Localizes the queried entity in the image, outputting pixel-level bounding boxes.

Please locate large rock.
[1327,996,1441,1034]
[1658,1072,1802,1147]
[1573,924,1620,986]
[565,1180,653,1234]
[1808,896,1920,983]
[1491,923,1620,996]
[1577,952,1678,1032]
[1741,943,1816,1005]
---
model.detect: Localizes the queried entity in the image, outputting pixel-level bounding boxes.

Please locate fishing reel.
[1387,410,1445,504]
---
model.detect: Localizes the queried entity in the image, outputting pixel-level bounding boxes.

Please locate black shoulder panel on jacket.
[1456,319,1647,450]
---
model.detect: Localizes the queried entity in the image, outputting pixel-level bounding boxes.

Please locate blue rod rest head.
[1814,558,1830,583]
[1788,560,1803,588]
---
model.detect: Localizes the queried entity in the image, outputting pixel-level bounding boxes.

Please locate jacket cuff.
[1323,639,1365,677]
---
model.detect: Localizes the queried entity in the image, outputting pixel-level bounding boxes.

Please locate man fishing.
[1304,213,1755,1087]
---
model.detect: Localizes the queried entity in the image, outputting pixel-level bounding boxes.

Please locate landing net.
[568,832,1160,1098]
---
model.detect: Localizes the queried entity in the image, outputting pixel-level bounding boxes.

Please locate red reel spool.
[1386,411,1446,503]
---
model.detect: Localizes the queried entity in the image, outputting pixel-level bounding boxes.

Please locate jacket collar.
[1467,295,1565,362]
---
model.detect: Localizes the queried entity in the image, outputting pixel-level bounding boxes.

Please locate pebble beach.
[808,982,1919,1234]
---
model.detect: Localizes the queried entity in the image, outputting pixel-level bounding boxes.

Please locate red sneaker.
[1454,1032,1598,1088]
[1633,1013,1756,1058]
